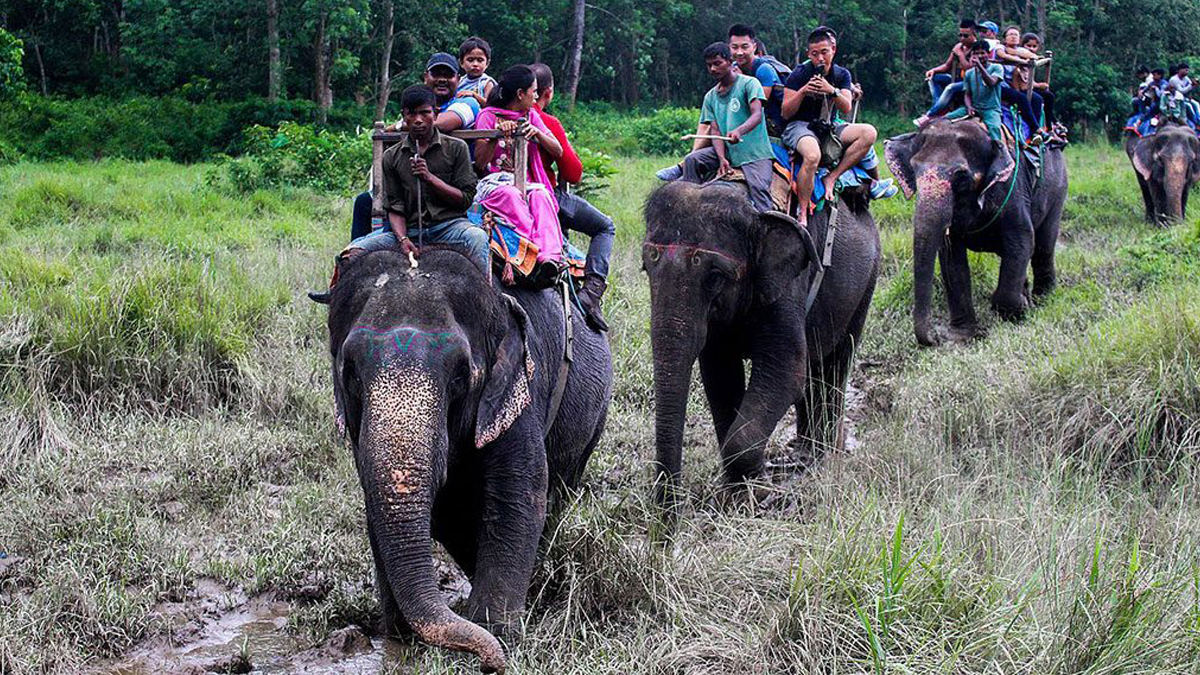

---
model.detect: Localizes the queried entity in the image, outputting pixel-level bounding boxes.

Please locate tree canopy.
[2,0,1199,126]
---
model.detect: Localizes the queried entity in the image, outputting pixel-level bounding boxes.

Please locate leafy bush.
[631,107,699,155]
[0,94,377,162]
[208,122,371,193]
[575,146,617,199]
[0,28,24,101]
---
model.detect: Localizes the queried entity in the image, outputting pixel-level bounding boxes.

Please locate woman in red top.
[530,63,616,332]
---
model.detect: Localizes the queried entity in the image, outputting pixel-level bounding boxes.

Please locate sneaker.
[1026,133,1044,146]
[913,115,931,127]
[869,178,898,200]
[655,164,683,181]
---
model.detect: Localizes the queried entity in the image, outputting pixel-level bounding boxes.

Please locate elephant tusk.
[408,251,419,269]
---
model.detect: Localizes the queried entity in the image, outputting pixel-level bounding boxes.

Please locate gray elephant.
[1125,124,1200,224]
[324,248,612,672]
[642,181,880,508]
[884,120,1068,346]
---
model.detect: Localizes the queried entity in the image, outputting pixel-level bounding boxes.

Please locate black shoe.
[577,273,609,332]
[307,290,332,304]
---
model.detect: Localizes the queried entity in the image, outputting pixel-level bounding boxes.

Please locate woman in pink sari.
[473,65,565,262]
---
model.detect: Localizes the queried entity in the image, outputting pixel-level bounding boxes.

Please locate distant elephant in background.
[885,119,1068,346]
[642,181,880,510]
[1125,124,1200,224]
[324,249,612,673]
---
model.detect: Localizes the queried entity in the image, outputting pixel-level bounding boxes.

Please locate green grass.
[2,143,1200,673]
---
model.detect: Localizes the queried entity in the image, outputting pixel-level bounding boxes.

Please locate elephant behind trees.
[1125,124,1200,224]
[324,248,612,673]
[884,120,1068,347]
[642,181,880,510]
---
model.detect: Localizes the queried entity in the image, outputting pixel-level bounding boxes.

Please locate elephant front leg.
[720,339,804,485]
[992,219,1034,321]
[1031,212,1061,299]
[939,236,978,342]
[699,346,746,446]
[464,426,548,642]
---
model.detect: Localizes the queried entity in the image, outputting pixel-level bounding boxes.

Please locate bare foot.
[822,176,837,203]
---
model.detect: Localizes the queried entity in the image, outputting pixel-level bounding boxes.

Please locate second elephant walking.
[642,182,880,508]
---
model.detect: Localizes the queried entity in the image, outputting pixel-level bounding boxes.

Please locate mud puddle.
[102,562,470,675]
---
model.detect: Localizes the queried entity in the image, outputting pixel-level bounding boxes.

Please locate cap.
[980,21,999,34]
[426,52,460,74]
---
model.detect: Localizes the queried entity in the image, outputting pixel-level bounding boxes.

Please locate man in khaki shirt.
[347,85,487,271]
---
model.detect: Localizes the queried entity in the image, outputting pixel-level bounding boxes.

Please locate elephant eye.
[703,270,726,293]
[645,247,661,264]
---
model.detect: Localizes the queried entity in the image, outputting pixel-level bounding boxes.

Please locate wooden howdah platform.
[369,120,529,222]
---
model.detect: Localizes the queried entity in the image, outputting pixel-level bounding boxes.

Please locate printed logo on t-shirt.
[730,98,742,113]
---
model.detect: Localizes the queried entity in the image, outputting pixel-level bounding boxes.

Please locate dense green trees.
[2,0,1199,129]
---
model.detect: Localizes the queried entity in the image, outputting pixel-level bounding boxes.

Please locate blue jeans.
[351,191,374,240]
[927,81,964,116]
[928,73,954,103]
[556,189,614,279]
[348,217,490,272]
[1000,84,1043,135]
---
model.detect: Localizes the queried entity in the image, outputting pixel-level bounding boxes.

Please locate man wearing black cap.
[423,52,480,133]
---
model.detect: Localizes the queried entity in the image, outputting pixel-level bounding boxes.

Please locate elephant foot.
[715,479,773,511]
[1032,280,1056,300]
[991,293,1028,322]
[943,322,981,345]
[463,601,522,647]
[785,435,831,470]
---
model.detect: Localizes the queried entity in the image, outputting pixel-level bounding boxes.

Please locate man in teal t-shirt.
[677,42,776,211]
[945,41,1004,141]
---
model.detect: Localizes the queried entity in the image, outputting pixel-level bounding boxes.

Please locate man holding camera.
[781,26,879,226]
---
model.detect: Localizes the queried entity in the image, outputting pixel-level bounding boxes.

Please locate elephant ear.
[884,132,922,199]
[979,140,1016,209]
[475,294,535,448]
[1188,139,1200,183]
[1132,139,1155,181]
[753,210,816,307]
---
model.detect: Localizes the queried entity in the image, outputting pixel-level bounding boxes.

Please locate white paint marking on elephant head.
[375,272,390,288]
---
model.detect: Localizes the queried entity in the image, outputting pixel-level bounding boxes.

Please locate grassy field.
[1,143,1199,674]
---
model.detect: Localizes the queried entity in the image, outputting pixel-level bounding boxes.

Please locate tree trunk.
[267,0,281,101]
[375,0,394,120]
[314,12,331,125]
[1036,0,1047,42]
[33,43,49,95]
[1022,0,1031,31]
[562,0,585,108]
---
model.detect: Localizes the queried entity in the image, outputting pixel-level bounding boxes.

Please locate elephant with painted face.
[324,248,612,673]
[642,181,880,509]
[884,120,1068,346]
[1125,124,1200,224]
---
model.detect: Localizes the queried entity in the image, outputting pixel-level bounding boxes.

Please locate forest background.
[2,0,1200,164]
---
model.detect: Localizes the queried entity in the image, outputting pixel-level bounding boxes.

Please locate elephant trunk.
[651,313,704,509]
[912,175,953,346]
[1162,155,1188,222]
[360,369,506,674]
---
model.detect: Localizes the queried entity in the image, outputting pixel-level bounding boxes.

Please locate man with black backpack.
[728,23,790,138]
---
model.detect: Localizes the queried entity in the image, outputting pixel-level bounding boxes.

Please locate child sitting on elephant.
[944,42,1004,142]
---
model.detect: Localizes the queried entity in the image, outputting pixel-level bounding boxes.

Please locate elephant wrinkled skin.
[885,119,1069,346]
[642,181,880,509]
[323,248,612,672]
